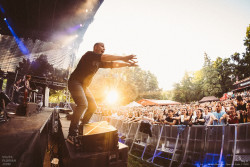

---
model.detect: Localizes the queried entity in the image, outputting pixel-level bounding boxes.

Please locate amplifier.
[64,142,128,167]
[16,102,37,116]
[78,121,119,152]
[26,102,37,116]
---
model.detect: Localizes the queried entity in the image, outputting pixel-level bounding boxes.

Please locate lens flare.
[106,90,118,104]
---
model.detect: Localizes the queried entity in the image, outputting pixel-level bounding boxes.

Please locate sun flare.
[106,89,119,104]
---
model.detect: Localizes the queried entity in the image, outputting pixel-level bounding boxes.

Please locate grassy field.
[128,154,159,167]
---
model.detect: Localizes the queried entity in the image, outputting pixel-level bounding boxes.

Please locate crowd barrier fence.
[90,114,250,167]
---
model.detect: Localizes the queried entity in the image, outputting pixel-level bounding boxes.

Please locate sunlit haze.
[105,89,119,104]
[77,0,250,90]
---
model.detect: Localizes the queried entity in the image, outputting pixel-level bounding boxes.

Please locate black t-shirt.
[237,103,246,111]
[237,103,247,123]
[69,51,102,86]
[165,117,175,124]
[194,115,205,125]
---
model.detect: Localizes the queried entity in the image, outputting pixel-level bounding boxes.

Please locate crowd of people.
[99,90,250,127]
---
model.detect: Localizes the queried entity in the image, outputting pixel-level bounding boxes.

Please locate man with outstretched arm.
[67,42,137,146]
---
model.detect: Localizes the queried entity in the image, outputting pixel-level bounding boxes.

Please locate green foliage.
[172,25,250,103]
[202,53,222,97]
[162,90,174,100]
[191,70,204,101]
[18,58,32,75]
[128,155,157,167]
[49,89,71,103]
[230,24,250,80]
[30,55,53,77]
[2,79,7,92]
[18,55,68,83]
[90,67,162,105]
[213,57,233,96]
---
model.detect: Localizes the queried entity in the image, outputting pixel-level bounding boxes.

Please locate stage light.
[80,24,83,27]
[3,17,30,56]
[106,90,118,104]
[85,9,89,13]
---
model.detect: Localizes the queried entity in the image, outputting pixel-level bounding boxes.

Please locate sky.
[77,0,250,90]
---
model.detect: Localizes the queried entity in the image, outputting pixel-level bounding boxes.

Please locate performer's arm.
[101,61,138,68]
[164,120,176,125]
[101,54,136,62]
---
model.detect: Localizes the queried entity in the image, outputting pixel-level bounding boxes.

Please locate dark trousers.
[13,91,20,104]
[68,80,97,136]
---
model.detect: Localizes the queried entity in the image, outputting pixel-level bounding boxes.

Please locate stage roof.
[199,96,219,103]
[0,0,104,42]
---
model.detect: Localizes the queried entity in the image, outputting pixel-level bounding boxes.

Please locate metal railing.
[90,115,250,167]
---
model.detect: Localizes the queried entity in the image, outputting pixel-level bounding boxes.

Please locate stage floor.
[0,107,53,135]
[0,109,128,167]
[0,107,53,167]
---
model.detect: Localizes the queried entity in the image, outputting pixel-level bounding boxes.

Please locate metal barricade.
[142,124,163,161]
[115,119,123,136]
[97,114,250,166]
[233,123,250,166]
[181,125,206,166]
[100,116,110,123]
[109,117,118,127]
[120,121,131,137]
[89,114,102,122]
[202,125,225,166]
[125,122,140,148]
[129,122,146,159]
[152,125,179,165]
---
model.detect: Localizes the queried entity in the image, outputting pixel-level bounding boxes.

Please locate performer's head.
[93,42,105,54]
[26,75,31,81]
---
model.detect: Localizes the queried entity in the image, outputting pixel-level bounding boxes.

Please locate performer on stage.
[23,75,32,104]
[67,42,137,145]
[13,78,23,104]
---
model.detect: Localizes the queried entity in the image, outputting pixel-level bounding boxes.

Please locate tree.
[180,71,193,103]
[89,67,162,105]
[243,24,250,77]
[169,25,250,102]
[192,69,205,101]
[202,53,221,96]
[30,54,53,77]
[18,58,32,75]
[231,24,250,80]
[172,83,183,103]
[18,55,69,83]
[213,57,233,96]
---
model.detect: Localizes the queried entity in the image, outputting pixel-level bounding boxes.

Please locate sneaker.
[67,135,80,147]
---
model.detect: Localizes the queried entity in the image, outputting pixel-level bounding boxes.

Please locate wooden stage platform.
[0,107,53,167]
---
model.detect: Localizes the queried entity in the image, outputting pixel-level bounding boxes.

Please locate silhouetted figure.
[67,42,137,146]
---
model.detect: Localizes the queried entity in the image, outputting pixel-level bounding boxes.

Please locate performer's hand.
[123,55,137,62]
[128,61,138,67]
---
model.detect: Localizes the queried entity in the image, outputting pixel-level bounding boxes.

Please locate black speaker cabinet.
[63,142,128,167]
[16,102,37,116]
[78,121,119,152]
